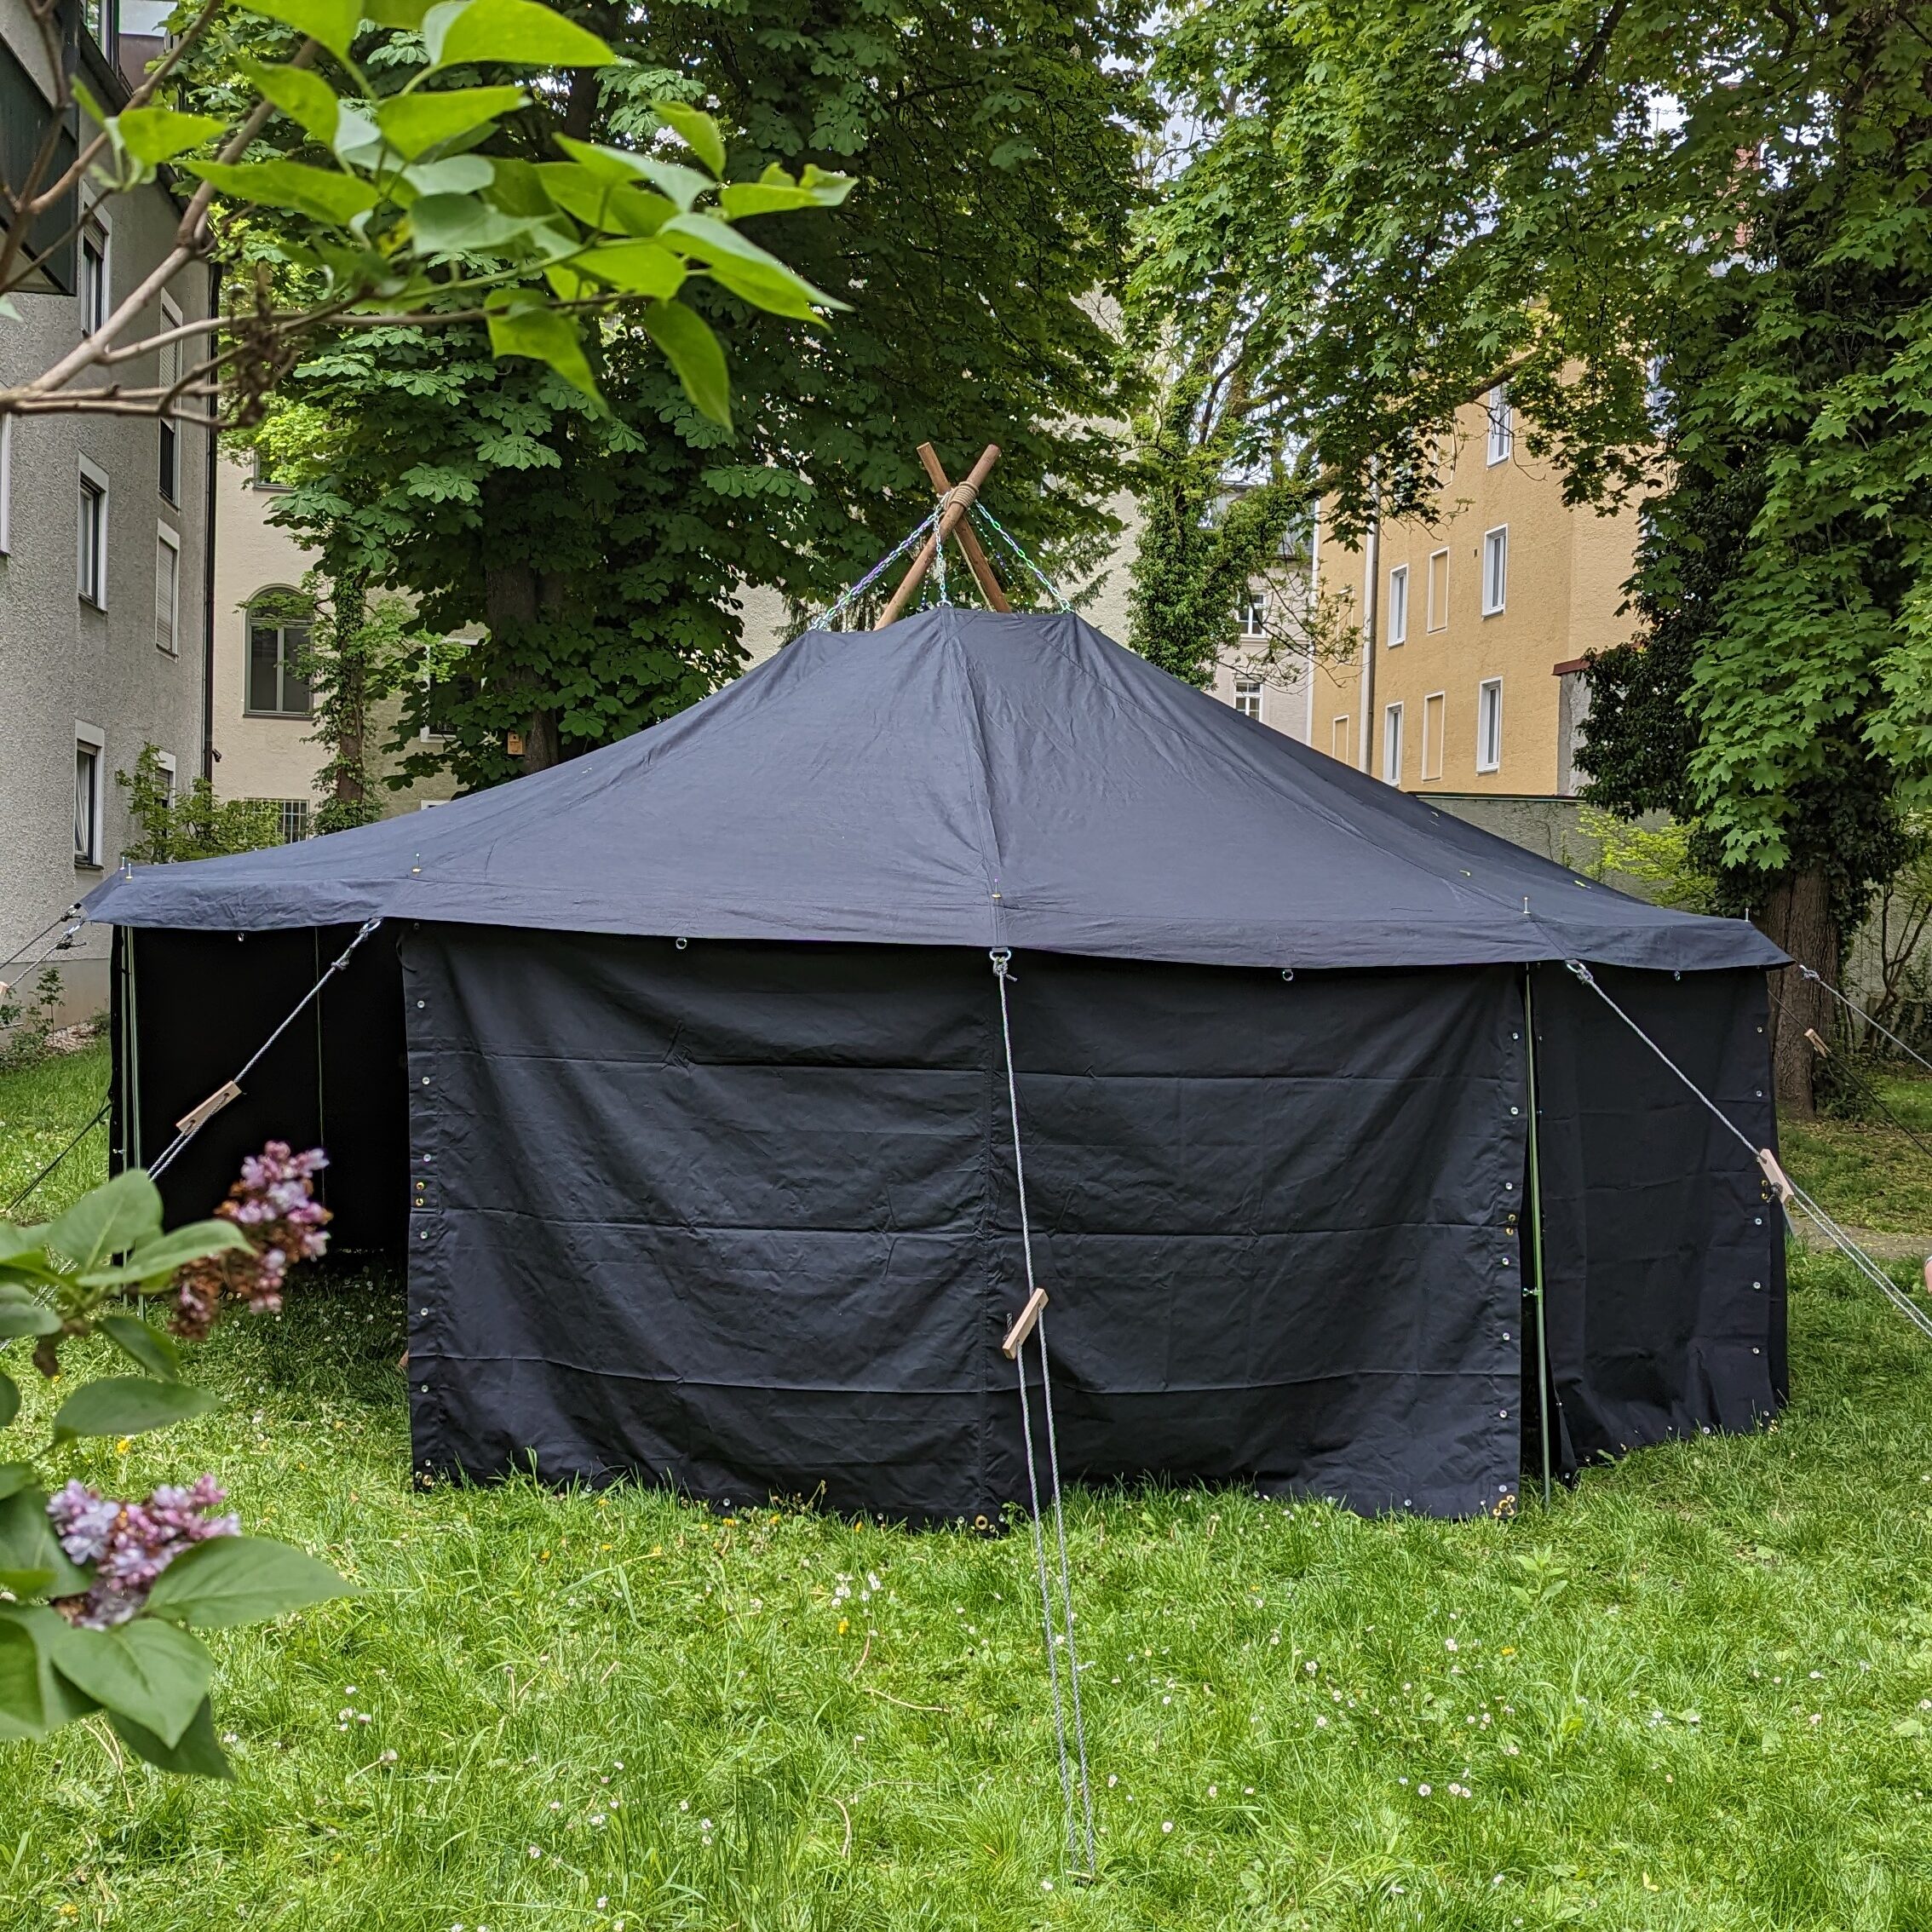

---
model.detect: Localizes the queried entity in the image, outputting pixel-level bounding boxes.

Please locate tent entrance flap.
[402,929,1532,1521]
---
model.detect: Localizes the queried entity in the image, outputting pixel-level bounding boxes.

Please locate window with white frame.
[1481,525,1508,615]
[158,296,181,503]
[74,728,105,865]
[1422,691,1446,781]
[1233,677,1263,721]
[1476,678,1504,773]
[78,458,107,607]
[153,750,176,808]
[1239,593,1267,639]
[79,211,109,337]
[1486,387,1513,465]
[246,798,311,842]
[1330,714,1351,762]
[155,525,181,654]
[1382,701,1404,784]
[1426,548,1449,630]
[246,593,313,715]
[1386,563,1408,645]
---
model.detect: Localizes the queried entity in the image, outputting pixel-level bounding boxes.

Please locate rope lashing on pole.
[148,917,383,1181]
[1563,960,1932,1345]
[989,948,1096,1877]
[1795,964,1932,1078]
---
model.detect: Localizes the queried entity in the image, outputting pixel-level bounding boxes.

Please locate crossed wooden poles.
[874,441,1011,628]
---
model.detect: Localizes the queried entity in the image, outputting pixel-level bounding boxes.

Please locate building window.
[1422,691,1446,781]
[1477,677,1504,773]
[155,526,181,654]
[158,296,181,503]
[74,732,104,865]
[1481,526,1508,616]
[1383,702,1404,785]
[79,213,108,336]
[1239,594,1267,639]
[1233,677,1263,722]
[77,459,107,607]
[246,595,313,716]
[1427,549,1449,631]
[250,449,289,491]
[1386,563,1408,646]
[248,798,312,842]
[1486,387,1513,465]
[1331,714,1351,762]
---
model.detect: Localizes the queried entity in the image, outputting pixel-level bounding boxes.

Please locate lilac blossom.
[46,1475,239,1628]
[174,1141,331,1338]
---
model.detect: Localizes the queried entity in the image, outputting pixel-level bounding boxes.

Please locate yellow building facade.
[1309,391,1643,794]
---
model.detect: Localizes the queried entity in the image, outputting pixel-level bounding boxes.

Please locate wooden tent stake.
[916,443,1011,612]
[875,443,1001,628]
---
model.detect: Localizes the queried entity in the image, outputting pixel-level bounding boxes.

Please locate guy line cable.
[990,947,1096,1877]
[1563,960,1932,1344]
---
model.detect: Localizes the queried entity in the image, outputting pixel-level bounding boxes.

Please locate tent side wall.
[112,924,408,1252]
[1531,962,1784,1467]
[402,929,1531,1521]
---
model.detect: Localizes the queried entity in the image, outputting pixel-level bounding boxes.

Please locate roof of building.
[85,606,1782,972]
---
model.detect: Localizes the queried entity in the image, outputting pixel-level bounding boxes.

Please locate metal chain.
[991,948,1095,1874]
[807,504,945,632]
[971,503,1072,612]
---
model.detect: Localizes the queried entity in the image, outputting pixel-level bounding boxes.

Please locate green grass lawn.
[1784,1072,1932,1233]
[4,1046,1932,1928]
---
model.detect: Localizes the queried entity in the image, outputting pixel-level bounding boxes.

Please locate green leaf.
[0,1226,46,1264]
[555,137,706,212]
[51,1619,213,1746]
[242,58,344,142]
[97,1314,182,1382]
[44,1172,163,1274]
[409,193,550,254]
[144,1535,354,1629]
[577,239,686,300]
[0,1614,43,1739]
[654,103,725,178]
[401,154,496,197]
[185,159,380,228]
[0,1491,89,1597]
[0,1371,14,1430]
[486,299,599,397]
[0,1462,34,1500]
[52,1377,218,1443]
[110,1695,232,1778]
[0,1302,59,1339]
[643,299,728,428]
[376,85,527,160]
[234,0,365,66]
[0,1569,53,1597]
[718,180,825,219]
[112,107,227,165]
[659,213,837,320]
[533,162,671,235]
[423,0,613,70]
[364,0,434,21]
[78,1219,250,1291]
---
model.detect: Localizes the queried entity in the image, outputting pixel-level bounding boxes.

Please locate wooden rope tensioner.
[874,441,1012,627]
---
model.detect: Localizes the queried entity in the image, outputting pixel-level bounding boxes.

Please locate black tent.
[85,607,1787,1520]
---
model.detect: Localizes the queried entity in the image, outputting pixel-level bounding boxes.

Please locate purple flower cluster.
[46,1475,239,1628]
[175,1141,331,1338]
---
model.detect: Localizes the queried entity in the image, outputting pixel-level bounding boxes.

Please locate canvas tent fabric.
[85,606,1782,974]
[88,607,1787,1521]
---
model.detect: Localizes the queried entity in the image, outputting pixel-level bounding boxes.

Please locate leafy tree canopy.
[244,0,1149,787]
[1136,0,1932,888]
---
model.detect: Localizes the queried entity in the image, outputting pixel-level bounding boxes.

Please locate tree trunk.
[1757,865,1836,1119]
[483,560,563,775]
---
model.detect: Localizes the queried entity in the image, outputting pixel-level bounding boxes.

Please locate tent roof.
[85,607,1781,972]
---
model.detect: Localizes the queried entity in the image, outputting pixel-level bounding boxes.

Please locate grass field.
[3,1044,1932,1928]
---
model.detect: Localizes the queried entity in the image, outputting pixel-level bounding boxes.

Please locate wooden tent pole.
[875,443,1001,628]
[916,442,1011,612]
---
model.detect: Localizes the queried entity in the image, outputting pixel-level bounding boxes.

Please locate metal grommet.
[974,1513,991,1532]
[1280,968,1295,982]
[675,936,689,950]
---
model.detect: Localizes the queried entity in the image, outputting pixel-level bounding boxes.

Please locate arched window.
[245,589,312,716]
